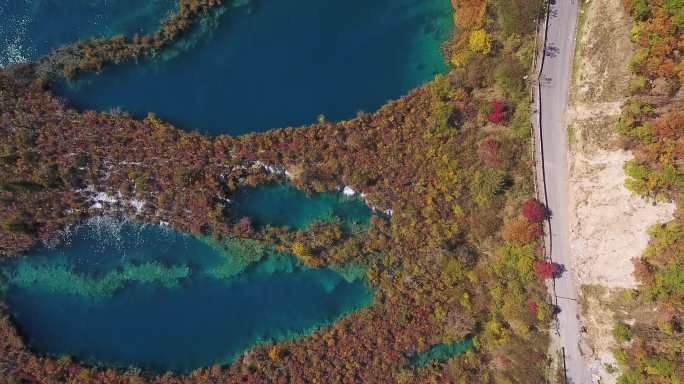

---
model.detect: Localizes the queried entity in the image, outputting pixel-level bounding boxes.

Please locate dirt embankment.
[568,0,675,291]
[566,0,675,382]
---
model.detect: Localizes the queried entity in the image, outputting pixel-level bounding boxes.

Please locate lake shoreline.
[1,219,373,372]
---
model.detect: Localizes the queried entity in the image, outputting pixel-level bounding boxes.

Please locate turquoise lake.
[51,0,453,134]
[409,339,474,367]
[230,184,373,230]
[0,0,459,373]
[0,219,373,372]
[0,0,177,67]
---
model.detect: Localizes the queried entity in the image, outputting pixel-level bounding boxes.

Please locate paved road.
[532,1,592,383]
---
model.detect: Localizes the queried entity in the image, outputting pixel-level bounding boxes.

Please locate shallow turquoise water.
[230,184,373,230]
[0,0,177,67]
[0,219,372,372]
[409,339,474,367]
[52,0,453,134]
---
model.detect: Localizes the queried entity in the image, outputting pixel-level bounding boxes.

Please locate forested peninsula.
[0,0,554,382]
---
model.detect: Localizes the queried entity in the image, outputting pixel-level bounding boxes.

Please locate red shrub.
[477,136,500,167]
[527,300,539,313]
[487,100,506,124]
[534,260,559,280]
[521,199,547,223]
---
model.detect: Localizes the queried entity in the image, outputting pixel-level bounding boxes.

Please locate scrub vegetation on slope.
[611,0,684,382]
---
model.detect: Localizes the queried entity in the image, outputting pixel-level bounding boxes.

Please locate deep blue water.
[52,0,453,134]
[0,219,372,372]
[0,0,177,67]
[230,184,373,230]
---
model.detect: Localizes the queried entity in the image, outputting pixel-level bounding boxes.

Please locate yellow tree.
[469,29,492,54]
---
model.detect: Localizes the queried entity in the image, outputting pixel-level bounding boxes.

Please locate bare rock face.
[567,0,675,291]
[569,147,675,289]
